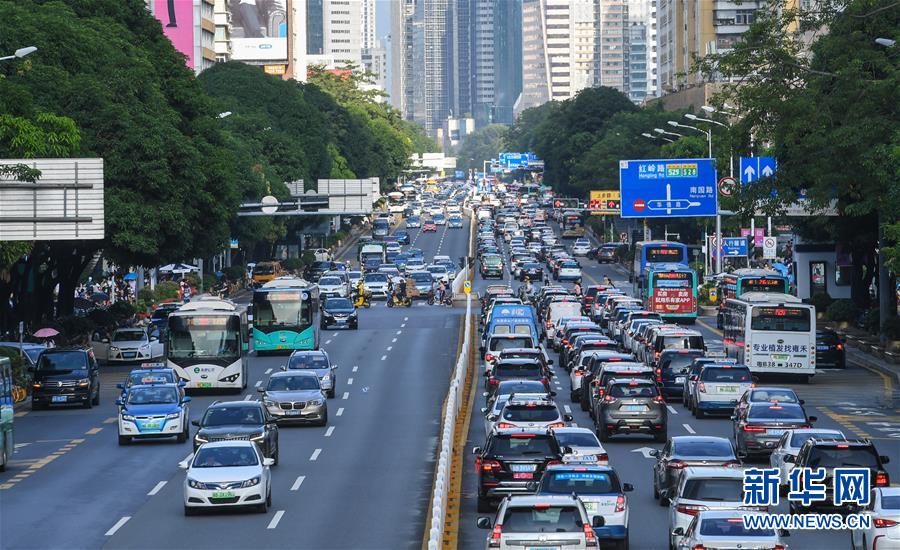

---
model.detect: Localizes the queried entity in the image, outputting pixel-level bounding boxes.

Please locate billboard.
[230,0,288,61]
[154,0,195,68]
[619,159,718,218]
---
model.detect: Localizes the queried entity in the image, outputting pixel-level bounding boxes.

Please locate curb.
[847,348,900,386]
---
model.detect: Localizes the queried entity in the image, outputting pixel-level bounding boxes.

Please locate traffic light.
[606,199,621,210]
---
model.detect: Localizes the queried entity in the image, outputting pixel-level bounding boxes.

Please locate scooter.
[386,293,412,308]
[428,292,452,306]
[353,291,371,308]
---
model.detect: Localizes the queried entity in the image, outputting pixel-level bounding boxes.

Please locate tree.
[456,124,508,170]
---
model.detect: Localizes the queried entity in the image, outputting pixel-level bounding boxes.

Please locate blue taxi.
[116,384,191,445]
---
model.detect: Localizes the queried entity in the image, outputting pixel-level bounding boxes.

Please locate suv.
[286,349,338,398]
[656,349,706,400]
[473,428,564,511]
[692,364,753,419]
[494,396,573,431]
[594,379,667,442]
[787,438,891,512]
[30,348,101,409]
[668,467,757,550]
[645,327,705,367]
[476,495,603,549]
[585,360,651,415]
[192,401,279,464]
[481,254,504,278]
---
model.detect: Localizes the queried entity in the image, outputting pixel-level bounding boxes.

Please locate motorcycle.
[352,291,371,308]
[428,292,452,306]
[386,293,412,308]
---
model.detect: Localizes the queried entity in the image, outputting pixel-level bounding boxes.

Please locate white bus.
[166,298,248,392]
[721,292,816,381]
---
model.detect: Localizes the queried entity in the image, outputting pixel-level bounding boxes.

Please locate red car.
[422,222,437,232]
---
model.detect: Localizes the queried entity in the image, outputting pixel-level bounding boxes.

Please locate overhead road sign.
[619,159,718,218]
[740,157,777,183]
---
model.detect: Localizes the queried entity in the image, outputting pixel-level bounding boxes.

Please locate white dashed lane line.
[392,338,397,343]
[563,405,572,414]
[667,405,678,415]
[309,448,322,461]
[381,355,387,361]
[325,426,335,437]
[386,346,392,351]
[352,366,358,372]
[683,423,696,434]
[336,407,344,416]
[396,330,402,335]
[325,339,332,345]
[347,378,354,385]
[147,481,167,496]
[267,510,285,529]
[105,517,131,537]
[264,368,272,375]
[244,394,254,401]
[254,381,262,388]
[290,476,305,491]
[342,392,350,400]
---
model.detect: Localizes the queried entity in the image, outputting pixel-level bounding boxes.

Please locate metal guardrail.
[451,208,476,295]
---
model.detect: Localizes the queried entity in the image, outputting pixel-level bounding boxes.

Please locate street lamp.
[654,127,683,139]
[668,120,712,158]
[685,113,733,178]
[875,38,896,47]
[217,111,232,119]
[642,132,674,143]
[0,46,37,62]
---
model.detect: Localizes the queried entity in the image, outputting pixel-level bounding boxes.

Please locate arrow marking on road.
[631,447,657,459]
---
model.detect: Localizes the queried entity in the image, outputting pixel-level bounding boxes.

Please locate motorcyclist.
[436,280,447,305]
[355,280,368,305]
[602,275,612,287]
[524,277,533,297]
[573,281,582,296]
[397,278,408,304]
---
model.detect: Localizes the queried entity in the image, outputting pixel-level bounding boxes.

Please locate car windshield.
[325,298,353,309]
[37,351,88,371]
[702,368,751,382]
[319,277,341,286]
[427,266,447,273]
[748,404,806,421]
[288,354,329,369]
[751,389,799,403]
[502,405,558,422]
[609,383,658,398]
[682,479,744,501]
[151,309,172,320]
[673,440,734,458]
[661,353,703,371]
[554,432,601,448]
[127,387,179,405]
[700,518,774,537]
[495,363,542,379]
[267,375,320,391]
[502,506,582,533]
[412,273,433,283]
[491,337,534,351]
[192,446,259,468]
[202,406,263,426]
[488,435,556,457]
[168,315,241,359]
[114,330,146,342]
[365,274,388,283]
[542,471,618,494]
[662,335,704,349]
[497,381,547,396]
[807,446,881,469]
[790,431,844,447]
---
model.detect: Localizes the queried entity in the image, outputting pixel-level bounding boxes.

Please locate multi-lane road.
[0,218,471,549]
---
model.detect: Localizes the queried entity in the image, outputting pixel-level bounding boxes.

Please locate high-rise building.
[361,0,376,51]
[492,0,523,125]
[571,0,596,93]
[628,22,648,102]
[598,0,629,94]
[471,0,494,125]
[307,0,324,54]
[452,0,473,121]
[361,43,387,91]
[629,0,658,98]
[213,0,231,63]
[147,0,216,74]
[322,0,363,65]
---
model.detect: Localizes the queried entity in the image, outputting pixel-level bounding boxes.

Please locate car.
[30,348,101,409]
[552,427,609,465]
[426,264,450,284]
[473,428,565,511]
[517,262,544,281]
[850,486,900,550]
[484,379,554,406]
[480,254,504,278]
[572,239,592,256]
[594,379,667,442]
[285,350,338,398]
[816,328,846,368]
[117,384,191,445]
[258,371,327,426]
[393,229,410,244]
[645,327,705,367]
[692,363,754,418]
[681,357,736,410]
[734,386,803,417]
[476,494,603,549]
[486,357,549,393]
[313,248,332,261]
[652,436,740,505]
[671,510,788,550]
[406,215,421,228]
[316,275,348,298]
[787,438,892,513]
[91,326,164,365]
[494,395,572,431]
[347,270,362,288]
[667,467,756,549]
[320,297,358,330]
[448,216,463,228]
[116,366,183,399]
[769,428,846,488]
[180,440,273,515]
[363,272,390,299]
[581,355,644,413]
[192,401,279,464]
[596,245,619,263]
[555,261,583,283]
[304,260,334,281]
[408,271,436,300]
[422,221,437,232]
[148,302,181,331]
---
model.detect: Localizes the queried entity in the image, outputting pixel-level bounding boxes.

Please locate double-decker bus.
[166,298,248,392]
[722,292,816,381]
[643,263,698,323]
[0,357,13,471]
[631,240,689,287]
[251,277,319,354]
[716,268,789,328]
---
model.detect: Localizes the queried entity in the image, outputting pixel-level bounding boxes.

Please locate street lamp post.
[653,128,683,139]
[641,132,674,143]
[0,46,37,62]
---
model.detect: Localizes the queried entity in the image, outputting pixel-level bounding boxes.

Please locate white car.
[317,275,348,298]
[851,486,900,550]
[556,261,582,282]
[769,428,846,487]
[313,248,332,262]
[572,239,592,256]
[181,440,273,515]
[363,273,390,299]
[425,264,449,284]
[552,426,609,464]
[668,467,754,549]
[92,327,164,364]
[673,511,787,550]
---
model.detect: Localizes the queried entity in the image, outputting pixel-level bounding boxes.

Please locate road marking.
[267,510,285,529]
[392,338,397,343]
[563,405,572,414]
[400,323,406,328]
[85,428,103,435]
[683,423,696,434]
[336,407,344,416]
[264,368,272,375]
[325,426,335,437]
[181,452,194,463]
[381,355,387,361]
[244,394,254,401]
[309,448,322,461]
[325,339,332,345]
[404,316,409,321]
[667,405,678,415]
[105,516,131,536]
[352,366,358,372]
[103,417,117,424]
[147,481,167,496]
[14,411,28,418]
[290,476,305,491]
[386,346,392,351]
[255,380,262,388]
[396,330,402,335]
[347,378,354,385]
[342,392,350,400]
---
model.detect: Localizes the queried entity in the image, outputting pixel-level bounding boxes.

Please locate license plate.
[513,472,534,480]
[623,405,648,412]
[123,353,136,358]
[816,345,830,351]
[718,386,738,393]
[675,376,686,384]
[211,491,236,499]
[52,395,67,403]
[196,382,212,388]
[767,429,786,436]
[528,546,559,550]
[286,410,300,416]
[510,464,537,472]
[142,422,161,430]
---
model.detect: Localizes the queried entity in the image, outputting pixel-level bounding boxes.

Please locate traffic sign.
[619,159,718,218]
[709,236,748,257]
[717,176,737,196]
[763,236,777,259]
[589,190,621,215]
[740,157,777,183]
[463,280,471,295]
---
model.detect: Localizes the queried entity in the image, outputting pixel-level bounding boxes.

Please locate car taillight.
[597,453,609,464]
[875,471,890,486]
[546,320,552,328]
[698,382,706,393]
[836,343,844,350]
[722,460,742,468]
[676,503,708,516]
[481,459,502,473]
[742,425,766,432]
[604,395,616,403]
[774,546,785,550]
[488,378,499,386]
[654,395,665,403]
[546,460,562,467]
[874,517,899,528]
[615,494,626,513]
[583,522,597,545]
[668,460,688,470]
[496,423,515,429]
[485,354,495,362]
[489,523,502,548]
[693,545,706,550]
[562,339,569,346]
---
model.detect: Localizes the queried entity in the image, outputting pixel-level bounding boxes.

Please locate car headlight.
[140,344,150,350]
[77,378,91,387]
[187,478,206,490]
[323,312,334,318]
[307,399,324,407]
[263,399,276,407]
[194,434,208,443]
[166,412,181,420]
[109,346,120,352]
[321,374,331,382]
[241,476,261,488]
[250,433,265,442]
[122,413,136,421]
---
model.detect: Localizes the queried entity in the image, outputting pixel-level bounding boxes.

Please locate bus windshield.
[168,316,241,358]
[253,291,311,329]
[751,307,811,332]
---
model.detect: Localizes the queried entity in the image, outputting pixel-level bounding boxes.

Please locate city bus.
[716,268,789,328]
[721,292,816,381]
[644,263,698,323]
[632,241,689,287]
[0,357,12,471]
[166,298,248,392]
[250,277,320,354]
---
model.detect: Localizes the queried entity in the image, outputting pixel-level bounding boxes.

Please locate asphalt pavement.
[0,217,471,550]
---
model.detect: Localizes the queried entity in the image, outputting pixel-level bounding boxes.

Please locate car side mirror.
[880,455,891,464]
[150,336,158,342]
[563,446,574,454]
[102,338,110,343]
[671,527,684,536]
[481,407,488,414]
[476,517,492,529]
[549,391,557,397]
[547,359,554,365]
[563,414,574,422]
[280,366,287,371]
[525,481,538,492]
[191,419,200,427]
[472,446,483,455]
[623,483,634,492]
[592,516,605,528]
[798,399,805,405]
[737,451,748,460]
[263,457,275,467]
[783,455,795,463]
[482,391,490,397]
[181,396,191,403]
[257,387,266,393]
[649,450,660,458]
[178,460,190,470]
[730,415,737,421]
[808,415,817,423]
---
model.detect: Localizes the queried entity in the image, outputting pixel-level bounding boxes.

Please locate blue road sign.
[720,237,748,257]
[619,159,718,218]
[740,157,777,183]
[454,170,465,179]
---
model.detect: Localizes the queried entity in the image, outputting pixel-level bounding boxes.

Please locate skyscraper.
[492,0,523,125]
[628,22,648,102]
[471,0,494,125]
[323,0,363,65]
[597,0,629,94]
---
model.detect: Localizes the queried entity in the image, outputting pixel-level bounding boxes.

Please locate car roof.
[195,440,256,450]
[681,467,745,480]
[697,509,767,519]
[269,370,318,379]
[128,383,180,392]
[672,435,732,445]
[290,350,327,357]
[503,494,585,507]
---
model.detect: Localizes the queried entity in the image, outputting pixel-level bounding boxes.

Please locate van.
[483,304,539,345]
[546,301,584,337]
[646,327,705,367]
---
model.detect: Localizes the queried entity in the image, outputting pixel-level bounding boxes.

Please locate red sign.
[651,288,694,314]
[633,199,646,212]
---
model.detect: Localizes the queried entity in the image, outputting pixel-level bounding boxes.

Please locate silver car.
[317,275,348,298]
[259,371,328,426]
[494,396,572,431]
[673,510,788,550]
[552,426,609,465]
[285,350,338,398]
[477,494,603,550]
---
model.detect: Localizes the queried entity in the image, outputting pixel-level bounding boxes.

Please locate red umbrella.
[33,328,59,338]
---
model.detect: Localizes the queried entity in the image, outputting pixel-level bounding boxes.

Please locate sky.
[375,0,393,98]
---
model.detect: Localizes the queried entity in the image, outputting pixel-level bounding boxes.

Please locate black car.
[304,261,334,281]
[320,297,358,330]
[30,348,101,409]
[192,401,279,464]
[596,245,619,263]
[517,262,544,281]
[815,329,846,369]
[657,349,706,400]
[733,401,815,458]
[651,436,739,504]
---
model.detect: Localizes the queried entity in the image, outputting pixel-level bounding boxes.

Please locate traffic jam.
[464,189,899,550]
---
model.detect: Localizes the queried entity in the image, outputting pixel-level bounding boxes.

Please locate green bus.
[644,263,698,323]
[251,277,320,354]
[1,357,13,471]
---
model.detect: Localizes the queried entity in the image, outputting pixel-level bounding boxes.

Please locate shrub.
[202,274,217,291]
[699,283,716,306]
[108,301,136,323]
[0,346,27,387]
[882,316,900,341]
[300,250,316,266]
[282,257,303,272]
[138,287,156,303]
[86,308,116,329]
[808,292,833,312]
[155,281,180,301]
[224,266,246,281]
[53,315,97,346]
[826,299,859,323]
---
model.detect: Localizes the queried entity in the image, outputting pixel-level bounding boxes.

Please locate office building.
[213,0,231,62]
[628,22,648,102]
[471,0,493,125]
[147,0,216,74]
[322,0,363,65]
[598,0,629,93]
[493,0,523,125]
[307,0,324,54]
[629,0,658,97]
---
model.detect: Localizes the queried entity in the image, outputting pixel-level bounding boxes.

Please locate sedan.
[850,486,900,550]
[769,428,845,488]
[316,275,348,298]
[258,371,328,426]
[816,328,846,368]
[552,426,609,464]
[733,402,816,458]
[319,297,358,330]
[652,436,739,505]
[493,397,572,431]
[448,216,463,228]
[181,441,273,515]
[93,327,164,365]
[672,511,787,550]
[571,239,592,256]
[406,215,421,228]
[422,221,437,232]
